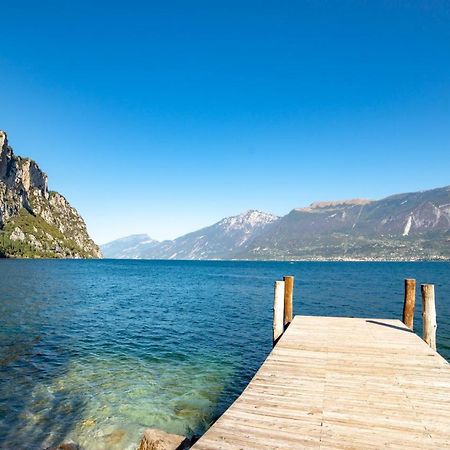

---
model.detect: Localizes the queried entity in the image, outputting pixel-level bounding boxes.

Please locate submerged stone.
[138,428,186,450]
[104,428,126,445]
[45,442,79,450]
[80,418,96,427]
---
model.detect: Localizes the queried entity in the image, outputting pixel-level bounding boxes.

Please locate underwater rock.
[104,428,126,445]
[45,442,79,450]
[80,418,96,427]
[138,428,186,450]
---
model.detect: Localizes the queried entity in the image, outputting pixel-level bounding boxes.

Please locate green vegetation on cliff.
[0,131,101,259]
[1,208,96,258]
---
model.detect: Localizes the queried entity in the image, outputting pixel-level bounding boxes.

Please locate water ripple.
[0,260,449,449]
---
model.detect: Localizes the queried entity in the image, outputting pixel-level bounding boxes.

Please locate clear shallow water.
[0,260,449,449]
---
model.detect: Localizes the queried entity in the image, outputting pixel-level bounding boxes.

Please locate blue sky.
[1,1,449,243]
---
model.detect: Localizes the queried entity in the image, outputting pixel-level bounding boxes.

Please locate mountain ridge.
[102,186,450,261]
[138,209,279,260]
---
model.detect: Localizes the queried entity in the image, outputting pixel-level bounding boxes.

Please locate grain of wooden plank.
[192,316,450,449]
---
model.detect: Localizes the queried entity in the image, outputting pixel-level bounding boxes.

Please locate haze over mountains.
[100,234,159,259]
[102,210,279,260]
[102,185,450,261]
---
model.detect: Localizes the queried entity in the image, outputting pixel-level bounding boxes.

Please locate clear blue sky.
[1,1,449,243]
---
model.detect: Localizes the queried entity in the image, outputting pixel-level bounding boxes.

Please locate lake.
[0,260,449,449]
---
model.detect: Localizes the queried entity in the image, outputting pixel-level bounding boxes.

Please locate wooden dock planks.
[192,316,450,449]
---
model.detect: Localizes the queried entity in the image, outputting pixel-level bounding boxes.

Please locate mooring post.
[402,278,416,330]
[283,275,294,327]
[273,280,285,345]
[421,284,437,351]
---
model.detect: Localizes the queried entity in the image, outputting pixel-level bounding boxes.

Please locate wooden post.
[402,278,416,330]
[421,284,437,351]
[283,276,294,327]
[273,280,285,345]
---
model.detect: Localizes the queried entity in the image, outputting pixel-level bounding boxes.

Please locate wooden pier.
[192,279,450,449]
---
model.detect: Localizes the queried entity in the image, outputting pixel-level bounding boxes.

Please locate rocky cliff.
[0,131,100,258]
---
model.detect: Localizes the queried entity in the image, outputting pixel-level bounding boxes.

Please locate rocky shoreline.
[45,428,195,450]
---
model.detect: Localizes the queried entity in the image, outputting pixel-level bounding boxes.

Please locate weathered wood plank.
[283,275,294,327]
[403,278,416,329]
[192,316,450,449]
[273,281,285,344]
[421,284,437,350]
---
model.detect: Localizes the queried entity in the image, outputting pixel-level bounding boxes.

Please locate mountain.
[149,210,280,259]
[101,210,279,259]
[101,234,158,258]
[0,131,100,258]
[241,186,450,260]
[102,186,450,261]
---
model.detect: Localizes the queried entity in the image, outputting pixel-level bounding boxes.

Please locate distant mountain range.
[100,234,159,259]
[102,186,450,260]
[102,210,278,260]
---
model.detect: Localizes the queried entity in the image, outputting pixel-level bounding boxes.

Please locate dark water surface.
[0,260,449,449]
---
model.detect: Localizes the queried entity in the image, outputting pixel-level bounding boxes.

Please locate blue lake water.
[0,260,449,449]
